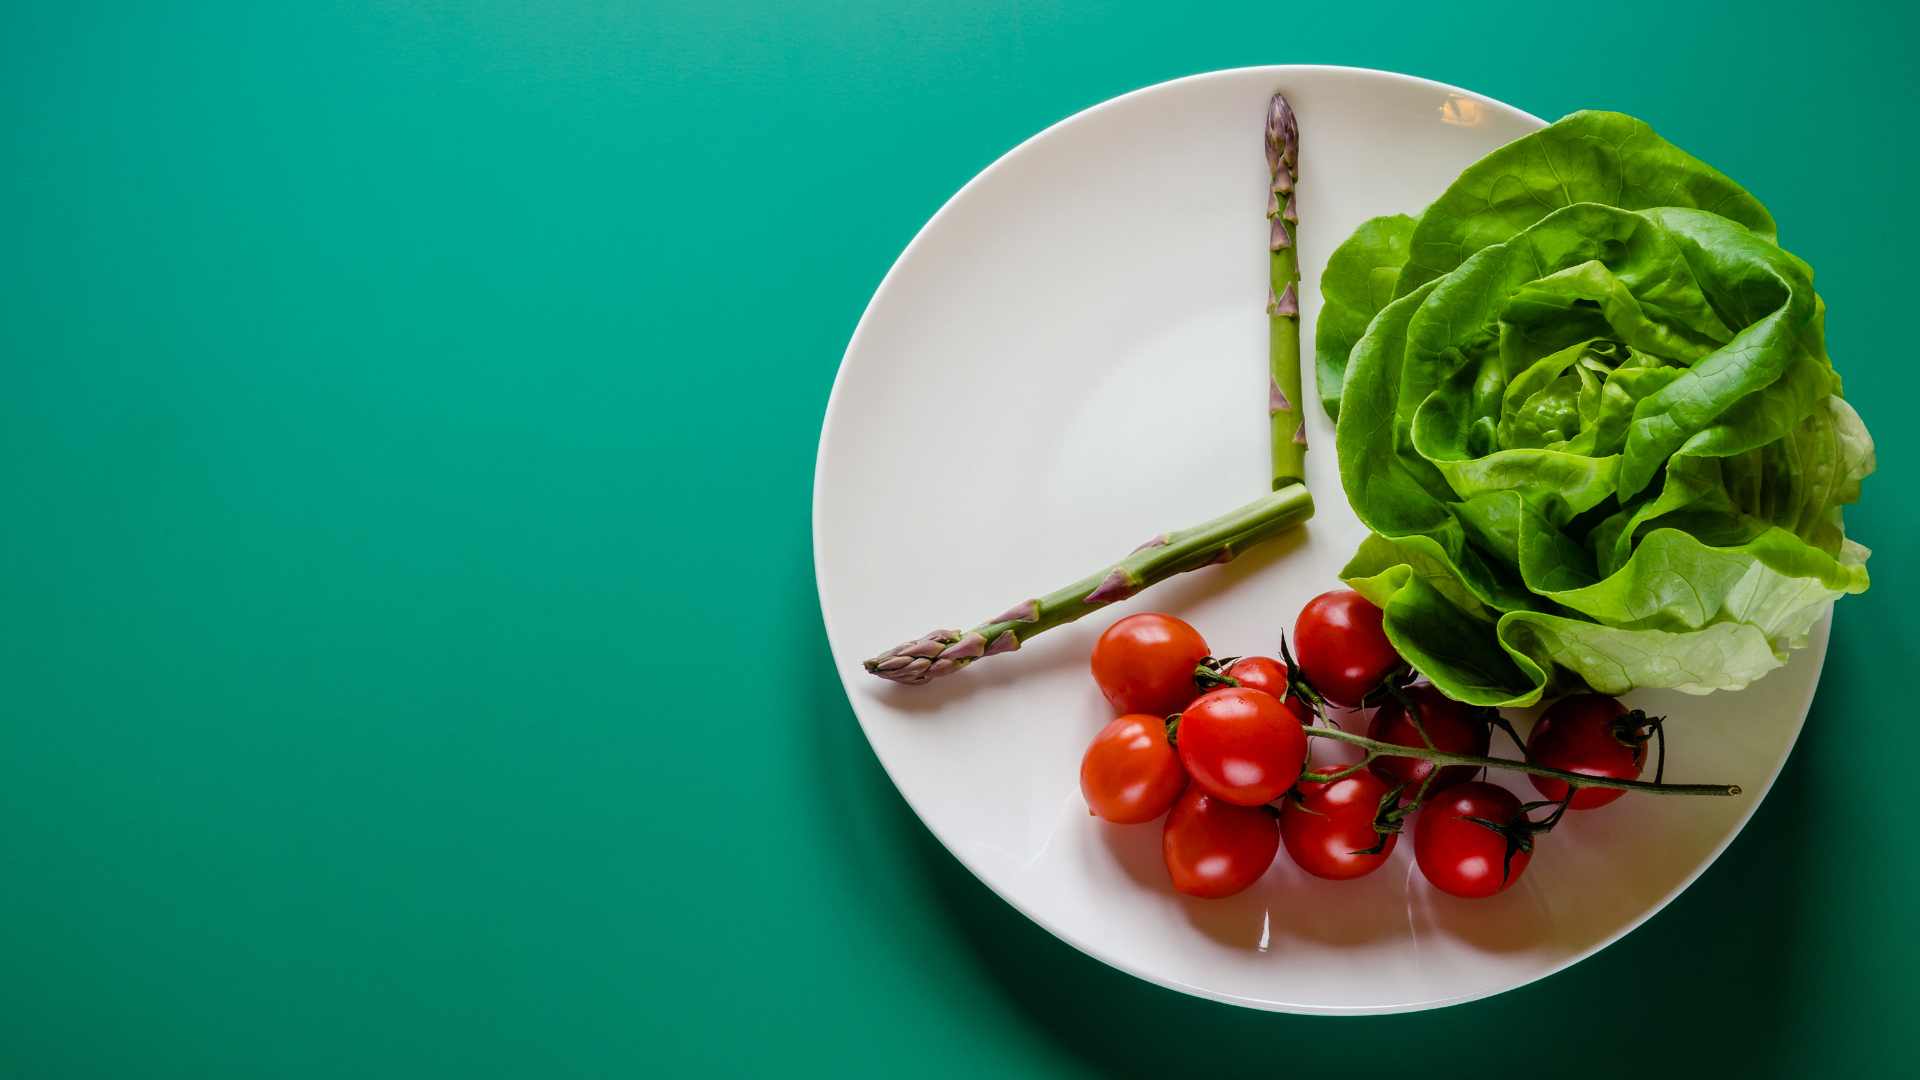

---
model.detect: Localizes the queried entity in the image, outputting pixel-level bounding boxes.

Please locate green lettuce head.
[1318,112,1873,706]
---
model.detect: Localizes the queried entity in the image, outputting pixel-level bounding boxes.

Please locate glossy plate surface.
[813,66,1825,1013]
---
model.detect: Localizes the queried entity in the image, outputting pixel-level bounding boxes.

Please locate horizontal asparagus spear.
[865,483,1313,684]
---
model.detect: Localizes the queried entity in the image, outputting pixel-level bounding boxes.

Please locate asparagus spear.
[1267,92,1305,489]
[865,484,1314,684]
[864,94,1317,686]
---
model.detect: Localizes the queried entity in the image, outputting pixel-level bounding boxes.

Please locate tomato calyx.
[1611,708,1669,784]
[1464,791,1575,884]
[1275,635,1339,723]
[1283,774,1409,856]
[1484,709,1527,757]
[1353,665,1416,710]
[1192,656,1241,693]
[1347,780,1412,856]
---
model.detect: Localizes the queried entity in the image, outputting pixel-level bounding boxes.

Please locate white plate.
[812,66,1825,1014]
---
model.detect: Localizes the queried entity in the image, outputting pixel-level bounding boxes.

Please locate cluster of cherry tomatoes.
[1079,591,1659,901]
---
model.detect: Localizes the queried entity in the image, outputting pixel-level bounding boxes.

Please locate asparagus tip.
[1266,93,1299,176]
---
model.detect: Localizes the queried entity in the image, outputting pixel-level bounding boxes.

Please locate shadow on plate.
[800,543,1822,1072]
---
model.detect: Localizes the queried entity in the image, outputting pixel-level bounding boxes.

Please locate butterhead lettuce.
[1317,112,1873,706]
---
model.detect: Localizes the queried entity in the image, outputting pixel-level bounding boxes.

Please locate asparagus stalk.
[865,484,1314,684]
[1266,92,1305,489]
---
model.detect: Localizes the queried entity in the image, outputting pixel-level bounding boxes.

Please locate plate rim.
[811,64,1826,1014]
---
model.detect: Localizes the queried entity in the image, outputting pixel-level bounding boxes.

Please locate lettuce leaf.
[1315,214,1416,421]
[1395,110,1777,296]
[1324,113,1873,704]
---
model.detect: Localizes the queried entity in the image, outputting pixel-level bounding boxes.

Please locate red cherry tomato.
[1091,613,1210,717]
[1079,715,1187,824]
[1162,786,1279,899]
[1526,694,1648,810]
[1222,656,1314,724]
[1414,782,1533,899]
[1176,687,1307,807]
[1367,684,1490,796]
[1279,770,1397,880]
[1293,590,1400,706]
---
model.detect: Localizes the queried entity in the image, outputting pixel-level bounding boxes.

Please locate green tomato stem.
[1301,726,1740,797]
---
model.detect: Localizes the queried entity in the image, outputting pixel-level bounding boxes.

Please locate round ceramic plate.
[812,66,1826,1014]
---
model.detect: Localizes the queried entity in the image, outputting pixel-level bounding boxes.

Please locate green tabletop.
[3,3,1914,1075]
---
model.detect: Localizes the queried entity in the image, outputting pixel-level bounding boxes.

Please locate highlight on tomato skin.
[1526,694,1647,810]
[1175,686,1307,807]
[1162,786,1279,899]
[1292,589,1400,707]
[1414,782,1533,899]
[1279,770,1398,880]
[1080,714,1187,824]
[1090,613,1211,717]
[1221,656,1314,724]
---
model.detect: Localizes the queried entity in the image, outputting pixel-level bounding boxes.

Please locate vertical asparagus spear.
[864,484,1314,684]
[1267,92,1305,489]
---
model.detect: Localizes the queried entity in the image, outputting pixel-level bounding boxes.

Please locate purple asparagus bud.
[1270,218,1292,251]
[1266,93,1299,177]
[861,628,994,683]
[994,600,1040,624]
[1084,567,1138,606]
[898,637,949,659]
[941,633,988,661]
[1271,282,1298,318]
[877,657,933,684]
[1270,375,1293,416]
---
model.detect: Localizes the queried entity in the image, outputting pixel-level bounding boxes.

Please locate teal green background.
[3,2,1914,1075]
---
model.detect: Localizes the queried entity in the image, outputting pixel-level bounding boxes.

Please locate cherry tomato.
[1222,656,1314,724]
[1091,613,1210,717]
[1162,786,1279,898]
[1079,715,1186,824]
[1279,770,1397,880]
[1526,694,1648,810]
[1367,684,1490,796]
[1293,590,1399,706]
[1176,687,1307,807]
[1413,782,1533,899]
